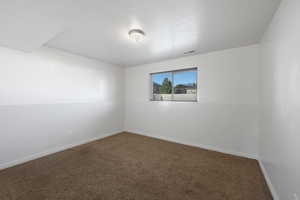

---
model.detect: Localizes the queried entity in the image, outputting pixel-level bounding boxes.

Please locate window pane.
[152,72,172,101]
[173,70,197,101]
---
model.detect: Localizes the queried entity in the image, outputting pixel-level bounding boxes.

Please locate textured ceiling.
[0,0,281,67]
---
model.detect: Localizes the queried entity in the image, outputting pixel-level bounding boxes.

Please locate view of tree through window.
[151,68,197,101]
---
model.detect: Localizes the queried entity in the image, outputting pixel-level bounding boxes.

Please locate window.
[150,68,197,101]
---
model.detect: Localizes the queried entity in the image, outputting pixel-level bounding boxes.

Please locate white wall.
[124,45,260,158]
[260,0,300,199]
[0,47,124,169]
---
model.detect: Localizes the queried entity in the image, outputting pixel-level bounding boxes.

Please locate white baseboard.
[125,130,258,160]
[0,131,121,170]
[258,160,280,200]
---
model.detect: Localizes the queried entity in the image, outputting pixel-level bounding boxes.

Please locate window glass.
[152,72,172,101]
[173,70,197,101]
[151,68,197,101]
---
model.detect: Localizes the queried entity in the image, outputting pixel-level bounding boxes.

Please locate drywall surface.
[260,0,300,199]
[0,47,124,168]
[124,45,260,158]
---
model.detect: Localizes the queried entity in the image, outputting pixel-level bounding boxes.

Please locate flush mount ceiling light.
[128,29,146,43]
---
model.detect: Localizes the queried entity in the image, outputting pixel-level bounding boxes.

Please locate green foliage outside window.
[159,78,172,94]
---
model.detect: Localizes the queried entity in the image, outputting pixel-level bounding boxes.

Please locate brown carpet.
[0,132,272,200]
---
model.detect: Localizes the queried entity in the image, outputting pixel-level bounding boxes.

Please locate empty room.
[0,0,299,199]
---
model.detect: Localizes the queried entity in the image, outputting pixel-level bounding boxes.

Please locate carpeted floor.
[0,132,272,200]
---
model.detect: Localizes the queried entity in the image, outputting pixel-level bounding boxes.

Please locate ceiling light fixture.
[128,29,145,43]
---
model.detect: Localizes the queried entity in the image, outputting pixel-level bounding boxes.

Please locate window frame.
[150,67,198,102]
